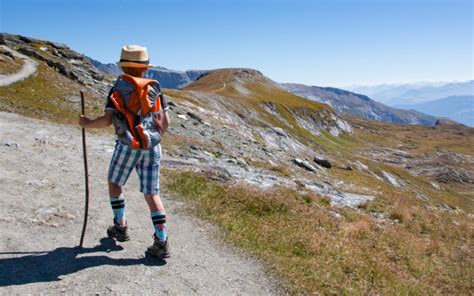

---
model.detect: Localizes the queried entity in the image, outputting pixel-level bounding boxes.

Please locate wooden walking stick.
[79,90,90,248]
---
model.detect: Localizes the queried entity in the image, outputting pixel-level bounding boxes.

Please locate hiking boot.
[146,235,170,259]
[107,220,130,242]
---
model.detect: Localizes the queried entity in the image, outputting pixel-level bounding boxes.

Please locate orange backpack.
[109,74,163,149]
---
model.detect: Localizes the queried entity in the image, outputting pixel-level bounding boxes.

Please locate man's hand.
[78,111,113,129]
[79,115,90,128]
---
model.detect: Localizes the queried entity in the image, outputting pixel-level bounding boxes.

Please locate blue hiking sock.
[151,211,167,241]
[110,194,125,225]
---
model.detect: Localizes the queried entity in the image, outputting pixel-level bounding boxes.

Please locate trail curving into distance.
[0,45,38,87]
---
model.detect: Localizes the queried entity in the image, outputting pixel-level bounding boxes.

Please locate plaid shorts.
[108,140,162,194]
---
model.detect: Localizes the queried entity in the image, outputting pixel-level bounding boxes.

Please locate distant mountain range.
[88,58,207,89]
[395,95,474,127]
[345,81,473,126]
[346,80,474,106]
[281,83,437,126]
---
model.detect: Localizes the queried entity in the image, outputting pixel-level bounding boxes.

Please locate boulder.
[292,158,318,173]
[272,127,288,138]
[187,111,203,123]
[313,157,332,169]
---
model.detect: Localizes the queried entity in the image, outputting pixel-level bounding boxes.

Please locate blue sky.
[1,0,472,86]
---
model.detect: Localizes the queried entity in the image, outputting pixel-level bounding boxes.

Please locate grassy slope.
[163,170,473,295]
[184,68,328,109]
[350,116,474,156]
[184,68,349,149]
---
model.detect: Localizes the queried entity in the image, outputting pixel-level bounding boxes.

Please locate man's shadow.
[0,238,166,287]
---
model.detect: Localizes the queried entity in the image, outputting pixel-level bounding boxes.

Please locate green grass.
[209,149,222,158]
[163,169,474,295]
[249,159,292,177]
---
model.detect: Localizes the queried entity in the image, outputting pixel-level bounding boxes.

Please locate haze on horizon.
[1,0,472,87]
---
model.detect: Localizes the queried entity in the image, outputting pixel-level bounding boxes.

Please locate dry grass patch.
[250,159,292,177]
[0,52,24,74]
[163,170,474,294]
[161,132,227,156]
[351,116,474,156]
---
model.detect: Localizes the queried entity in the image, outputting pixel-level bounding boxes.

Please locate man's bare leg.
[108,180,125,226]
[145,194,167,242]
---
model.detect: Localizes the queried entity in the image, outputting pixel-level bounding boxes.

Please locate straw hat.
[116,45,154,68]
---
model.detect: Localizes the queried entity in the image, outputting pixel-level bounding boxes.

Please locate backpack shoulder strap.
[120,74,161,115]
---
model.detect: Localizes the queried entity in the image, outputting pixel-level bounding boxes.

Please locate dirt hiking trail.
[0,112,283,295]
[0,46,38,86]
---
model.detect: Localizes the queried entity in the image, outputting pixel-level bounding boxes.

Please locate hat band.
[119,58,150,65]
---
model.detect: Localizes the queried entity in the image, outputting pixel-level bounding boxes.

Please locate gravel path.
[0,45,38,86]
[0,112,283,295]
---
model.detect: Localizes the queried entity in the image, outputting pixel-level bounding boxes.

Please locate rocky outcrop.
[0,33,110,96]
[289,107,352,137]
[381,171,404,188]
[314,157,332,169]
[293,158,319,173]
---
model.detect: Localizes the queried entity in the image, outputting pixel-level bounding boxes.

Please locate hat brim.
[116,61,154,68]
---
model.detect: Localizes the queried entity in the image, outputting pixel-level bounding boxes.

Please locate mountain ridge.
[88,57,207,89]
[395,95,474,127]
[282,83,438,126]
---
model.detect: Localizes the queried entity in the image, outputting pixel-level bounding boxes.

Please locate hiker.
[78,45,171,258]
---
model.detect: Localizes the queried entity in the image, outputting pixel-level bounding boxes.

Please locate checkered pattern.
[108,141,161,194]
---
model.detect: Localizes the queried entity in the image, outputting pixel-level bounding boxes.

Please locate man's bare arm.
[153,110,170,136]
[161,111,170,135]
[79,110,114,128]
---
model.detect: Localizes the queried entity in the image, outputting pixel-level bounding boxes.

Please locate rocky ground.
[0,112,283,294]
